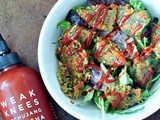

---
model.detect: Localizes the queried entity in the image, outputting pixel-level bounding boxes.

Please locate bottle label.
[0,89,46,120]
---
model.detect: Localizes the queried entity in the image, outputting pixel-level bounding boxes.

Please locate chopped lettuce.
[57,21,71,34]
[93,37,99,43]
[135,36,144,50]
[93,91,110,112]
[130,0,145,11]
[119,65,133,85]
[146,74,160,89]
[56,71,61,77]
[108,106,144,114]
[135,36,149,51]
[139,74,160,103]
[142,37,150,47]
[77,85,94,106]
[72,5,86,11]
[150,54,160,68]
[100,63,108,73]
[114,106,145,114]
[135,36,150,51]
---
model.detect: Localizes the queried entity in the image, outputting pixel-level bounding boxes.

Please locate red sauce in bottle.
[0,35,56,120]
[0,66,56,120]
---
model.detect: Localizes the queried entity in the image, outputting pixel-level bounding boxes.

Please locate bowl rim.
[38,0,160,120]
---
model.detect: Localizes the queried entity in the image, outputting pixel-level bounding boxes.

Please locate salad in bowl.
[55,0,160,114]
[38,0,160,119]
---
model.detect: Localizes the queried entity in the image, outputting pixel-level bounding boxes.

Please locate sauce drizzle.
[76,52,89,73]
[63,26,85,45]
[125,24,142,41]
[67,40,83,56]
[96,68,115,90]
[119,14,131,27]
[85,4,108,29]
[106,91,122,108]
[95,40,108,57]
[86,28,95,48]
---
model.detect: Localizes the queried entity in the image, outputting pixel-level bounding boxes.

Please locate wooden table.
[0,0,159,119]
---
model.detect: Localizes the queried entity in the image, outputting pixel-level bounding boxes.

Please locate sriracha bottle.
[0,34,56,120]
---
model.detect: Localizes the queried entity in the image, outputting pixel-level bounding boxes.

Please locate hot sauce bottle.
[0,34,56,120]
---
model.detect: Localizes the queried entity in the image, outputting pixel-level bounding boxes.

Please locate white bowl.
[38,0,160,120]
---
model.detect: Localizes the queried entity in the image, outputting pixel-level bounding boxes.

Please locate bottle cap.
[0,34,10,54]
[0,34,21,70]
[0,52,21,70]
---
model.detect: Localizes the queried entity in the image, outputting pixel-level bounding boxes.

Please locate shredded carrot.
[131,88,141,100]
[141,62,146,67]
[101,25,106,30]
[80,81,84,85]
[74,86,79,91]
[81,12,86,18]
[109,4,118,8]
[148,68,152,71]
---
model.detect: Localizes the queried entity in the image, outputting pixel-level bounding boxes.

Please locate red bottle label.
[0,89,48,120]
[0,67,55,120]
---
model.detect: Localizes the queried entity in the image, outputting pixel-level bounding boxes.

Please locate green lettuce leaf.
[130,0,145,11]
[93,91,110,112]
[108,106,144,114]
[115,106,145,114]
[72,5,86,11]
[119,65,133,85]
[135,36,145,50]
[77,85,94,106]
[139,74,160,103]
[57,21,71,34]
[142,37,150,47]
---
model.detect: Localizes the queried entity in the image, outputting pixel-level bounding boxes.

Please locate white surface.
[38,0,160,120]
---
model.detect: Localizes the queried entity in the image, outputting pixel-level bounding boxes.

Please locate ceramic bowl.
[38,0,160,119]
